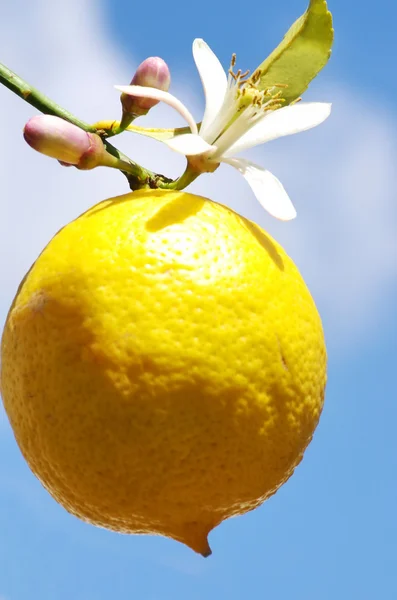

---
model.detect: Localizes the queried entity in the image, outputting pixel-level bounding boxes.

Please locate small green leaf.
[252,0,334,104]
[126,124,193,141]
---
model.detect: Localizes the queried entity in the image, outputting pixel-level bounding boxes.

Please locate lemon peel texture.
[1,189,326,556]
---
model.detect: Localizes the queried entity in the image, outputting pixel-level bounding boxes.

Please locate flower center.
[203,55,290,159]
[198,53,292,162]
[231,56,287,115]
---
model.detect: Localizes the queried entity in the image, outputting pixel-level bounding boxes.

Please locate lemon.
[1,189,326,556]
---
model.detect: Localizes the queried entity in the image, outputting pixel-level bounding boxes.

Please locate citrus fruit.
[0,189,326,556]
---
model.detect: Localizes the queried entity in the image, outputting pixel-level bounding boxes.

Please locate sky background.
[0,0,396,598]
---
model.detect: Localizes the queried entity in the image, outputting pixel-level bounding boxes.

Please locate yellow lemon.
[1,189,326,556]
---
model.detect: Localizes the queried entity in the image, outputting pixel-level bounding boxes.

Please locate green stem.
[0,61,192,191]
[0,62,95,131]
[111,112,137,137]
[157,166,200,190]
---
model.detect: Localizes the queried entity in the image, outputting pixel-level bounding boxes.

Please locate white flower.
[116,39,331,220]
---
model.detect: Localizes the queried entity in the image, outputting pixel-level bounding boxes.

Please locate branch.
[0,62,95,131]
[0,61,192,190]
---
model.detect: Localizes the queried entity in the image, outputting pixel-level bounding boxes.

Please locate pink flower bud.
[121,57,171,117]
[23,115,106,170]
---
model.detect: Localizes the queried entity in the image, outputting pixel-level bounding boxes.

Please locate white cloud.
[252,86,397,345]
[0,0,396,354]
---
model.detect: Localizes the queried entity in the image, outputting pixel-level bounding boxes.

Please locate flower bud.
[23,115,109,170]
[121,57,171,118]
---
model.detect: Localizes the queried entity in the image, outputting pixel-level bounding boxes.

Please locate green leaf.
[126,124,193,141]
[252,0,334,104]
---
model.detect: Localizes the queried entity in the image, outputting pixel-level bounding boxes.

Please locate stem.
[0,61,193,191]
[0,62,95,131]
[113,112,137,136]
[157,165,200,190]
[102,142,152,183]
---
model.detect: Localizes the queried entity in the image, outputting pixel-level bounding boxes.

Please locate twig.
[0,61,195,191]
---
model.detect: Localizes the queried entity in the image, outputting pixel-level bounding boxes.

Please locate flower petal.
[115,85,198,134]
[223,102,332,156]
[164,133,215,156]
[222,158,297,221]
[192,39,227,140]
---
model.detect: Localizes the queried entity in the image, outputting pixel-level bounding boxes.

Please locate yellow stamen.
[251,69,262,84]
[230,54,290,114]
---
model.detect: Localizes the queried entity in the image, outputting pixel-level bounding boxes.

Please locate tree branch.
[0,61,192,191]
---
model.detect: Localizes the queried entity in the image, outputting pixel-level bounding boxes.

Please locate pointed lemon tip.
[200,545,212,558]
[184,533,212,558]
[176,522,214,557]
[196,534,212,558]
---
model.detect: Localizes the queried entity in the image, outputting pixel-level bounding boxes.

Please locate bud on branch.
[120,57,171,123]
[23,115,122,170]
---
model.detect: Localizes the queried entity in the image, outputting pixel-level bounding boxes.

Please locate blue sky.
[104,0,397,110]
[0,1,397,598]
